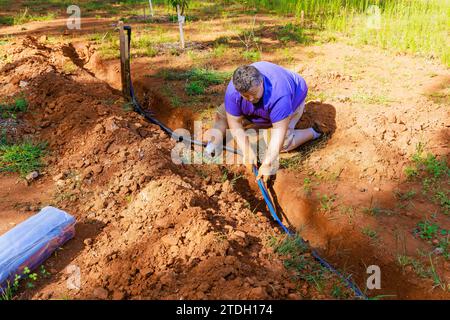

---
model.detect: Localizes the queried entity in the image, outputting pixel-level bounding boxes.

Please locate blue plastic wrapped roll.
[0,206,76,291]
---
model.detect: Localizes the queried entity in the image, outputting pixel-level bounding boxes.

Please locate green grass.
[247,0,450,66]
[397,255,430,278]
[302,177,312,195]
[93,30,165,60]
[434,191,450,215]
[84,1,113,12]
[186,81,205,95]
[437,236,449,260]
[306,89,328,102]
[363,206,395,217]
[331,282,351,299]
[132,29,178,57]
[274,235,328,290]
[351,92,391,105]
[276,22,309,44]
[361,226,378,240]
[0,141,47,176]
[407,143,449,179]
[428,255,447,291]
[159,67,231,96]
[242,49,261,62]
[404,143,449,215]
[0,274,20,300]
[4,0,166,20]
[397,253,449,291]
[394,190,416,201]
[1,7,57,26]
[0,16,14,26]
[270,234,357,297]
[93,32,120,60]
[414,220,449,257]
[0,96,28,119]
[161,84,182,107]
[211,43,227,58]
[160,67,231,83]
[62,61,78,74]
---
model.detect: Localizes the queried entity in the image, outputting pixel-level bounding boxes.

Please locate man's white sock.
[309,127,322,139]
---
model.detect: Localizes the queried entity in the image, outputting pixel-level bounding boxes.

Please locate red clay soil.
[0,31,449,300]
[0,36,350,300]
[116,43,450,298]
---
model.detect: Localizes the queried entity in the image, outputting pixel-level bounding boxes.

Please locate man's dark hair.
[232,65,263,93]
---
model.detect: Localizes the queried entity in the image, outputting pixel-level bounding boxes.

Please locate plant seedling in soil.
[242,49,261,62]
[0,264,49,299]
[23,266,38,289]
[406,143,449,180]
[303,177,312,195]
[436,236,449,260]
[363,206,395,217]
[397,255,430,279]
[273,235,334,293]
[0,274,21,300]
[362,226,378,240]
[122,102,134,112]
[428,255,448,291]
[230,173,243,187]
[317,193,336,212]
[394,189,416,201]
[415,220,439,240]
[331,282,351,299]
[0,96,28,119]
[220,167,229,183]
[276,22,308,44]
[39,265,51,278]
[434,191,450,215]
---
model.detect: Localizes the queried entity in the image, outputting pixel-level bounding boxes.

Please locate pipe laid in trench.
[120,24,367,300]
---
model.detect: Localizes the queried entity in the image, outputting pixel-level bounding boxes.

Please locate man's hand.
[256,163,272,183]
[256,118,290,183]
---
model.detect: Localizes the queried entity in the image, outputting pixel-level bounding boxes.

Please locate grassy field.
[243,0,450,66]
[1,0,448,65]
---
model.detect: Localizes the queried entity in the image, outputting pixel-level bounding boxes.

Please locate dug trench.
[1,37,448,299]
[97,43,448,298]
[0,36,352,300]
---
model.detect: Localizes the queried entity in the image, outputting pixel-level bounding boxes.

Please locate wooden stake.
[118,21,131,100]
[177,5,185,49]
[149,0,154,17]
[300,10,305,26]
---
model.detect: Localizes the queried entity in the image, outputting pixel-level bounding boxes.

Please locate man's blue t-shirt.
[224,61,308,125]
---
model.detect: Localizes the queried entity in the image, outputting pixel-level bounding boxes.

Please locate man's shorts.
[216,100,306,152]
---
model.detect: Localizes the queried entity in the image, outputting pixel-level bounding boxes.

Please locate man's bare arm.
[226,113,256,166]
[258,117,289,178]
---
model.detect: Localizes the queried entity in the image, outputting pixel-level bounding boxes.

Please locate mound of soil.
[0,36,343,300]
[1,32,448,300]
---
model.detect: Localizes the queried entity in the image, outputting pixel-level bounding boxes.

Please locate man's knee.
[216,103,227,120]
